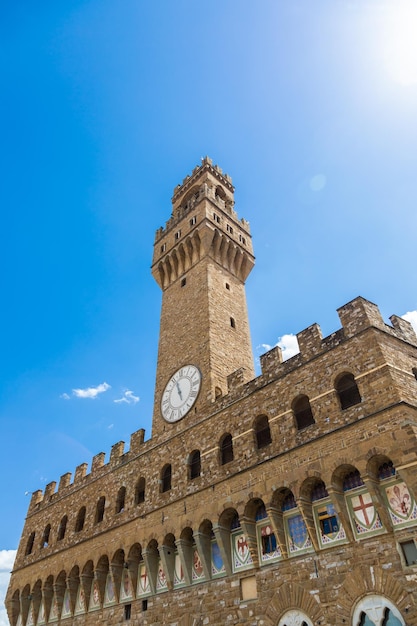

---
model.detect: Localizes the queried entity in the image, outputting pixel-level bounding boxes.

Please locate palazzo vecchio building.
[6,158,417,626]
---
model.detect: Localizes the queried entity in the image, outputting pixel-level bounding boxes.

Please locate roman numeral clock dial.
[161,365,202,423]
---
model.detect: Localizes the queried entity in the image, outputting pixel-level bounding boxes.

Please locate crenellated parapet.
[259,296,417,380]
[27,429,146,512]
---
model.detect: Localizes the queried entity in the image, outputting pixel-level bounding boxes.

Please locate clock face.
[161,365,201,423]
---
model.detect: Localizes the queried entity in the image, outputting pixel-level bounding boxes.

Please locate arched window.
[293,395,315,430]
[25,531,35,556]
[353,595,404,626]
[254,415,272,449]
[41,524,51,548]
[75,506,86,533]
[220,433,234,465]
[189,450,201,480]
[161,465,172,493]
[95,496,105,523]
[135,478,146,504]
[57,515,67,541]
[335,373,361,409]
[116,487,126,513]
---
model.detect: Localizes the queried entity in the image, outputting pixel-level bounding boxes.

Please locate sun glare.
[382,0,417,86]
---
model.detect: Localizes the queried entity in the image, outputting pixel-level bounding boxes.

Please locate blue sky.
[1,0,417,620]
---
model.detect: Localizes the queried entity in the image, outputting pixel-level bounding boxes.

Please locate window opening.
[226,224,233,234]
[225,282,230,290]
[116,487,126,513]
[213,213,220,223]
[261,529,277,555]
[57,515,67,541]
[95,496,105,523]
[220,434,234,465]
[124,603,132,620]
[161,465,172,492]
[336,373,361,409]
[75,507,86,533]
[181,277,186,287]
[175,230,181,240]
[142,599,148,611]
[400,539,417,566]
[413,367,417,381]
[190,216,197,226]
[25,532,35,556]
[135,478,145,504]
[41,524,51,548]
[255,415,272,448]
[230,317,236,328]
[189,450,201,480]
[160,243,166,253]
[293,395,315,430]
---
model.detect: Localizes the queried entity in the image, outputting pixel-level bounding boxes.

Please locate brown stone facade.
[7,160,417,626]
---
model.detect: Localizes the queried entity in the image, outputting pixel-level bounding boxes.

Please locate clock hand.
[176,381,183,400]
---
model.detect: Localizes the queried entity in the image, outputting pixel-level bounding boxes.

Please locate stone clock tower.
[151,157,255,438]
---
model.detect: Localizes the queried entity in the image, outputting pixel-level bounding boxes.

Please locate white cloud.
[114,390,140,405]
[258,333,300,362]
[60,392,70,400]
[72,382,111,399]
[0,550,17,626]
[277,334,300,360]
[402,310,417,333]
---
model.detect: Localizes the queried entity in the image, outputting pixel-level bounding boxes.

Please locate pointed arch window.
[335,373,361,409]
[41,524,51,548]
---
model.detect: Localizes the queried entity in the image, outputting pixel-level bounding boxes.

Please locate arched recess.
[264,581,323,626]
[127,543,142,594]
[31,579,42,625]
[42,574,54,623]
[337,566,413,624]
[111,548,125,603]
[54,569,67,620]
[68,565,80,615]
[9,588,20,626]
[95,554,110,605]
[80,560,94,611]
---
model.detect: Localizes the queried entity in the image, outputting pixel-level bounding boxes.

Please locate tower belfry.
[151,157,255,437]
